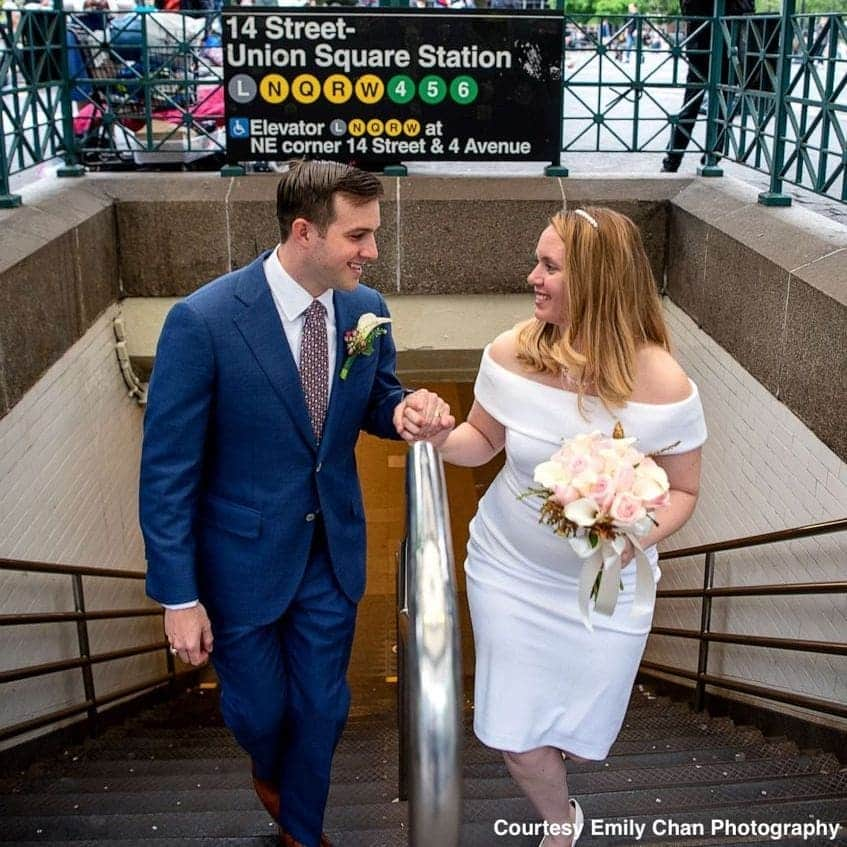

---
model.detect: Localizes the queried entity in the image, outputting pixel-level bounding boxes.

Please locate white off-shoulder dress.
[466,345,707,760]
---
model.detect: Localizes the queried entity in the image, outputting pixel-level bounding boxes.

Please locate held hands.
[164,603,214,667]
[393,389,455,446]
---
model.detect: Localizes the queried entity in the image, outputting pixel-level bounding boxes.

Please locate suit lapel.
[232,254,316,449]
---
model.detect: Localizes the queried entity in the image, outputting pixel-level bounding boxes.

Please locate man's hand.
[164,604,214,666]
[393,389,455,444]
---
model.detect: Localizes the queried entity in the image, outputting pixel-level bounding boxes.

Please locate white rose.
[571,470,599,498]
[534,461,571,489]
[635,456,670,490]
[632,476,667,502]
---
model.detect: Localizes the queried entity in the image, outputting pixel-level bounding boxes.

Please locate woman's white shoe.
[570,798,584,845]
[538,798,584,847]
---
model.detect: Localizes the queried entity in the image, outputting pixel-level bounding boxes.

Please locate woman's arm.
[431,400,506,468]
[624,447,702,562]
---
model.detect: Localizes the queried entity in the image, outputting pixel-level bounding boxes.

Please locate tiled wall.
[649,302,847,724]
[0,307,159,748]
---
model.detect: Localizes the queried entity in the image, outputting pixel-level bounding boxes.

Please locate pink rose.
[552,484,581,507]
[610,493,647,525]
[586,451,606,474]
[613,465,635,494]
[567,454,591,476]
[589,474,615,513]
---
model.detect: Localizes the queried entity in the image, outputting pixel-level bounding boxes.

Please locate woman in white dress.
[417,207,707,846]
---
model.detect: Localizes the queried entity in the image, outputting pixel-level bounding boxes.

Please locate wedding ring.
[170,647,178,655]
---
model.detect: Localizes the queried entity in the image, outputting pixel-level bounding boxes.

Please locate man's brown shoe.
[278,831,333,847]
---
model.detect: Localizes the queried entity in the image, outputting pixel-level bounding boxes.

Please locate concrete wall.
[0,179,119,420]
[650,302,846,729]
[0,308,157,748]
[106,173,669,299]
[667,178,847,460]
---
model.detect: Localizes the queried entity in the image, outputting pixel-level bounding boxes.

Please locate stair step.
[464,739,803,778]
[111,701,700,746]
[3,737,799,793]
[0,780,401,816]
[0,805,409,841]
[5,834,408,847]
[461,752,842,797]
[458,771,847,814]
[4,774,844,842]
[6,752,835,802]
[461,726,773,764]
[2,681,842,846]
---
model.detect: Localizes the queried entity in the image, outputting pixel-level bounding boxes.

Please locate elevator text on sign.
[223,8,562,164]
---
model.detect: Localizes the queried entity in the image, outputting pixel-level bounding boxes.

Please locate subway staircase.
[1,682,845,847]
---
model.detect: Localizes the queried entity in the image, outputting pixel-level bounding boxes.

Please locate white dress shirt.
[164,247,336,611]
[263,246,337,398]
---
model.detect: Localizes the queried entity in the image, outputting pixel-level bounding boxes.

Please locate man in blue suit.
[139,160,453,847]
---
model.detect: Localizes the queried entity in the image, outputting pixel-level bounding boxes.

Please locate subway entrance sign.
[222,8,563,165]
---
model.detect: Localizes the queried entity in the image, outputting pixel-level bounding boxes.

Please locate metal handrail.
[647,517,847,714]
[0,556,184,743]
[397,442,462,847]
[657,517,847,559]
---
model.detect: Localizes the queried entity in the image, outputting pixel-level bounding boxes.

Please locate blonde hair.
[517,206,670,411]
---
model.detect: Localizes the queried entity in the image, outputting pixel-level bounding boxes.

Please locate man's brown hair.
[276,159,384,240]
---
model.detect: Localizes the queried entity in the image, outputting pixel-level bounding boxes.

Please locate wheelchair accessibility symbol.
[228,118,250,139]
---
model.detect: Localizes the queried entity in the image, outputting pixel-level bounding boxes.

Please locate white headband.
[573,208,598,229]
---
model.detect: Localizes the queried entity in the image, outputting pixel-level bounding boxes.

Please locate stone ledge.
[1,173,844,460]
[667,177,846,459]
[0,180,120,417]
[121,294,530,381]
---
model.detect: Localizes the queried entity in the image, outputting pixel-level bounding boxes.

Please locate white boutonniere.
[340,313,392,380]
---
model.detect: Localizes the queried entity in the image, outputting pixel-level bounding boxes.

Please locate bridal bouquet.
[521,424,672,630]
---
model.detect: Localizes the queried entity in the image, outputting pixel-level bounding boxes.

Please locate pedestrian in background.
[662,0,754,172]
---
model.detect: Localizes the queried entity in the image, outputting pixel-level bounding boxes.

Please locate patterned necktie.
[299,300,328,441]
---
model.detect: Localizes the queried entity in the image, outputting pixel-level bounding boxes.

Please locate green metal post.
[0,106,22,207]
[55,0,84,177]
[220,164,247,177]
[758,0,794,206]
[817,16,836,197]
[698,0,725,177]
[545,0,568,177]
[221,9,246,177]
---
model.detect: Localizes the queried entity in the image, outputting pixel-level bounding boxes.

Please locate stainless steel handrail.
[397,442,463,847]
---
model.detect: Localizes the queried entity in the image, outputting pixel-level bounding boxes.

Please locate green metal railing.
[562,6,845,203]
[1,6,67,206]
[1,3,844,208]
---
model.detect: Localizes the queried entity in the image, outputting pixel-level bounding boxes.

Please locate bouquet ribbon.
[571,531,656,631]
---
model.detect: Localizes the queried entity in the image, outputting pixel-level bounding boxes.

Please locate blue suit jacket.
[139,251,405,626]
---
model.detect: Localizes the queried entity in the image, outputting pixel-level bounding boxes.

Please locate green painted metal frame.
[1,4,844,205]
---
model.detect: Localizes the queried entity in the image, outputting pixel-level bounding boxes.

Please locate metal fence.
[1,2,844,208]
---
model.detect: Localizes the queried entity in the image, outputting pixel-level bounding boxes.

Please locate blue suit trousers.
[210,519,357,846]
